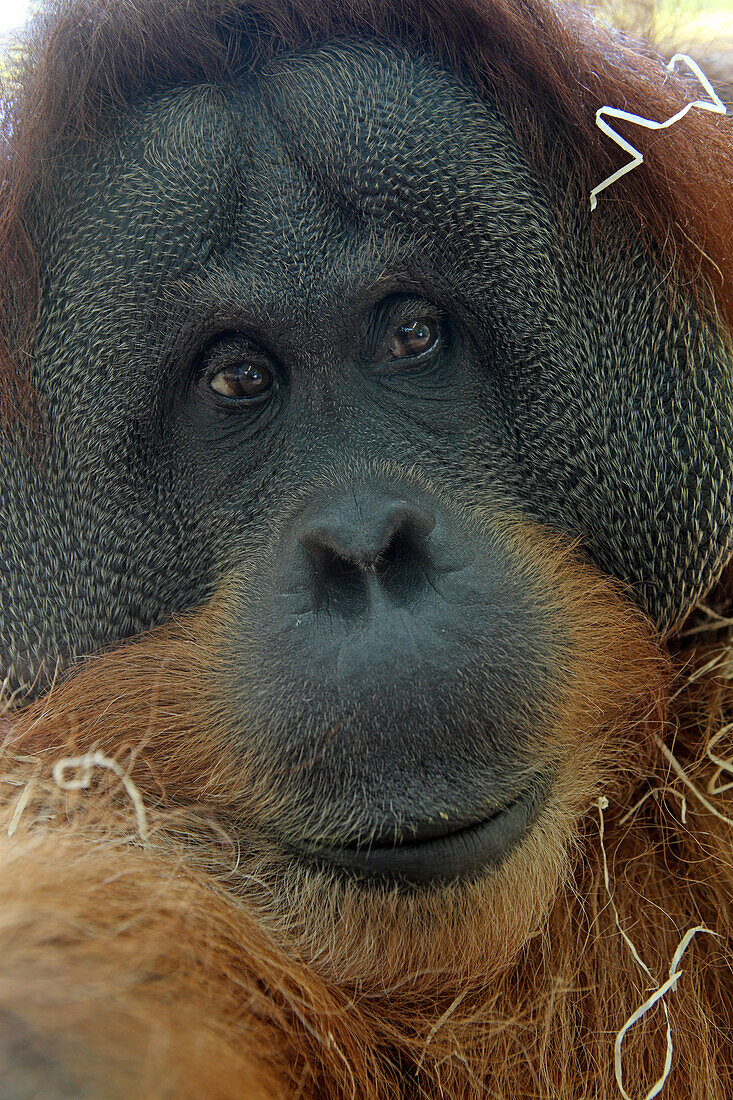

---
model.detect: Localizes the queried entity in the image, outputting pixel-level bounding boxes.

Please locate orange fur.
[1,528,732,1097]
[0,2,732,1095]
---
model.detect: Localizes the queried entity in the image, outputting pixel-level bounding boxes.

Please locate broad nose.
[293,485,437,616]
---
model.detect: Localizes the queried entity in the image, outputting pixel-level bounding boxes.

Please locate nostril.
[298,499,436,571]
[291,486,439,617]
[323,548,368,617]
[299,536,369,617]
[374,527,428,607]
[298,526,346,566]
[392,501,436,545]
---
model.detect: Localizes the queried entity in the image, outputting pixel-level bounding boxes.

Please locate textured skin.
[1,38,732,697]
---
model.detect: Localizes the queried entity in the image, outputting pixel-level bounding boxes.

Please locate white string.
[598,797,717,1099]
[613,925,715,1100]
[52,751,149,842]
[590,55,727,210]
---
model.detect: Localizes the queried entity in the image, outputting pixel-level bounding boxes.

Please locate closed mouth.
[291,783,545,884]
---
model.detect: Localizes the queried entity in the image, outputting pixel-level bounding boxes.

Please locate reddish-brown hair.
[1,5,733,1093]
[0,0,732,428]
[1,528,733,1095]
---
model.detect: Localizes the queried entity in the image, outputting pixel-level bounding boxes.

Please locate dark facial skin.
[2,39,732,879]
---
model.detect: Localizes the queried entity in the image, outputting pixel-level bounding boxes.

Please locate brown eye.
[388,318,439,360]
[210,363,273,399]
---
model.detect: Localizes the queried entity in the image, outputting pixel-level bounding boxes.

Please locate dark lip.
[289,782,546,884]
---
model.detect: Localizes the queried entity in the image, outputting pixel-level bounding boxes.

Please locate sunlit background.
[0,1,37,35]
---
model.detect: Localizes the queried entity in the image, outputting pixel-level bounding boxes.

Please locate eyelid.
[202,333,265,361]
[390,297,440,327]
[364,297,443,361]
[199,334,275,381]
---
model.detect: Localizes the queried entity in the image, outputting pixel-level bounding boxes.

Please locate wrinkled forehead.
[242,40,526,242]
[35,39,555,343]
[48,40,542,275]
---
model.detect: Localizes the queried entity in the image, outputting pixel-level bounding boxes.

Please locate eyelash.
[364,301,444,360]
